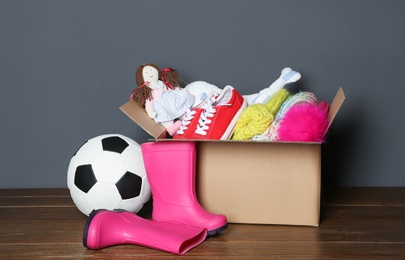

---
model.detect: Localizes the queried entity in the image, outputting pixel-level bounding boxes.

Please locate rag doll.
[130,63,195,136]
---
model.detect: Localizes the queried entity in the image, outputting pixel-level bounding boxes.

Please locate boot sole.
[83,209,105,248]
[207,223,228,237]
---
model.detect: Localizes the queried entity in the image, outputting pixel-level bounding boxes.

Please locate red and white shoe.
[173,92,217,139]
[191,85,247,140]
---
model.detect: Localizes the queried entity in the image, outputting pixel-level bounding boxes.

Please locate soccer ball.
[67,134,151,216]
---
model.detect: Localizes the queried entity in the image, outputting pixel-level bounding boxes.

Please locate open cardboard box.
[120,87,345,226]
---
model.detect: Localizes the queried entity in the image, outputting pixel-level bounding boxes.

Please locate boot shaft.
[141,142,197,206]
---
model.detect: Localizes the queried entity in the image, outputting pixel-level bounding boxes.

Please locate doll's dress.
[153,81,195,123]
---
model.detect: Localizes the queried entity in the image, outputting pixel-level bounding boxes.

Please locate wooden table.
[1,188,404,259]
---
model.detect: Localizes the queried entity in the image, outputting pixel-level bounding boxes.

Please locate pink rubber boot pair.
[83,142,227,255]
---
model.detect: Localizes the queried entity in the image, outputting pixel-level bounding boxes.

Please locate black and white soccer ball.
[67,134,151,216]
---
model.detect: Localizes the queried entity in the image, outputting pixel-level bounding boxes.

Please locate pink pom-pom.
[278,101,330,142]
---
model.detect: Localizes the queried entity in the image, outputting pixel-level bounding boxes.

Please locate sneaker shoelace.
[195,95,227,136]
[195,105,216,136]
[176,94,217,135]
[176,109,197,135]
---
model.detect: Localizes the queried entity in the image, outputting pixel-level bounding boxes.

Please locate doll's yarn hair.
[161,68,185,89]
[131,83,152,108]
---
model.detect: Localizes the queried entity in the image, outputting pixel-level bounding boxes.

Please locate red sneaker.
[173,92,217,139]
[191,85,247,140]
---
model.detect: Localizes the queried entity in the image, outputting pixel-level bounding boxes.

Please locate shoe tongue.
[200,91,218,107]
[215,88,232,106]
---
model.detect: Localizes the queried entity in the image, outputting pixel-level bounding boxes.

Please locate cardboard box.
[120,88,345,226]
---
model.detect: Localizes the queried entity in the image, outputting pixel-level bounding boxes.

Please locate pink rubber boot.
[83,209,206,255]
[141,141,228,237]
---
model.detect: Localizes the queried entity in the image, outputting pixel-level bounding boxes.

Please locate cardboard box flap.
[326,87,345,132]
[119,101,167,138]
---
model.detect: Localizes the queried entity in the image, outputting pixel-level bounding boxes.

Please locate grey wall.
[1,0,404,188]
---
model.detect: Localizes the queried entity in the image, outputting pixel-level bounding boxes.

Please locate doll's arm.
[145,99,157,118]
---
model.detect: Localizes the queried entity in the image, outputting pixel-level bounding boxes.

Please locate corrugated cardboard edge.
[119,101,167,138]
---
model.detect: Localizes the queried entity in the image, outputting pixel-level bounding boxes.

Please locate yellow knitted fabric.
[232,89,290,140]
[265,89,290,115]
[232,104,273,140]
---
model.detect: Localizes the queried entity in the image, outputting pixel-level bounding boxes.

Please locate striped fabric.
[154,90,195,123]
